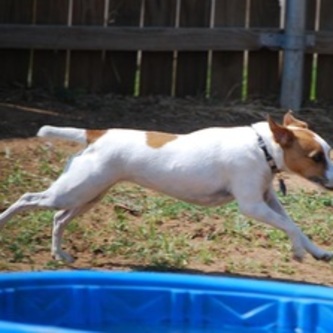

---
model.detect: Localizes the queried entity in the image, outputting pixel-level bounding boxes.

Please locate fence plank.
[248,0,280,100]
[176,0,211,97]
[317,0,333,102]
[33,0,68,90]
[0,26,277,51]
[210,0,246,100]
[0,0,32,87]
[69,0,105,92]
[302,0,316,103]
[101,0,142,94]
[140,0,177,96]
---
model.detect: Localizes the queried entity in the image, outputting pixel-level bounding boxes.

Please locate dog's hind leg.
[51,208,82,263]
[0,191,51,228]
[52,190,108,263]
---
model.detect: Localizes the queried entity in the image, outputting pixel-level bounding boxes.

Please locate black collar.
[251,126,279,174]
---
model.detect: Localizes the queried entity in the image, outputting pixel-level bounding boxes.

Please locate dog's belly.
[163,187,233,206]
[126,175,234,207]
[184,189,234,206]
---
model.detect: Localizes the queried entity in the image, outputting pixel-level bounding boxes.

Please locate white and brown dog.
[1,112,333,263]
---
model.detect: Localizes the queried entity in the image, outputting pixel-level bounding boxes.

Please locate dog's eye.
[310,151,325,163]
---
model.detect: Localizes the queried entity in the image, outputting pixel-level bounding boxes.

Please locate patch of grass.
[43,260,66,270]
[197,248,215,265]
[94,206,191,269]
[0,163,29,202]
[0,210,52,264]
[90,185,333,275]
[278,191,333,244]
[144,197,210,223]
[38,145,65,178]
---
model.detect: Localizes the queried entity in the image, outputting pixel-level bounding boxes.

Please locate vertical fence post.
[280,0,307,111]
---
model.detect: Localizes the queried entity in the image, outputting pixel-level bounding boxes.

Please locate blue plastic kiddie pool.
[0,271,332,332]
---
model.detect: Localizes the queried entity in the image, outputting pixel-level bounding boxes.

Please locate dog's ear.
[268,115,295,147]
[283,110,308,129]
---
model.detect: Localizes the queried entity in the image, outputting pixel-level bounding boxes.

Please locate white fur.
[1,121,332,263]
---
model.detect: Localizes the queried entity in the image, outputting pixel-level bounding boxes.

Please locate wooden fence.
[1,0,333,108]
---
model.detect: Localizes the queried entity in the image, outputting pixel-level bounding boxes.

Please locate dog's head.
[268,111,333,189]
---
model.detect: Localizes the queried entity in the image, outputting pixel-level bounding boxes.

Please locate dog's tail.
[37,125,87,145]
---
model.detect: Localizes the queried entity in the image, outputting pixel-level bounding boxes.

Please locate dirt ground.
[1,88,333,140]
[1,88,333,285]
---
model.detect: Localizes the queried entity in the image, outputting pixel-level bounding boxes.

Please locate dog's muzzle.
[308,175,333,190]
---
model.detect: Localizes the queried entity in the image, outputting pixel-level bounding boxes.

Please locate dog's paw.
[52,250,75,264]
[313,251,333,262]
[292,247,306,262]
[292,253,304,263]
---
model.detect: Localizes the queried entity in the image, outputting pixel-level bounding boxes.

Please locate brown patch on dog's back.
[146,131,178,148]
[86,130,107,144]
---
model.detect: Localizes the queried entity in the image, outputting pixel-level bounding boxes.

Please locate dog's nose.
[308,175,333,189]
[324,167,333,189]
[329,149,333,161]
[322,176,333,189]
[324,182,333,190]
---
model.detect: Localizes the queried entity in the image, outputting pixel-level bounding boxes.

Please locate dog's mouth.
[308,176,333,190]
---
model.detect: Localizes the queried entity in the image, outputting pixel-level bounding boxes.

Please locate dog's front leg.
[238,199,307,261]
[265,187,333,262]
